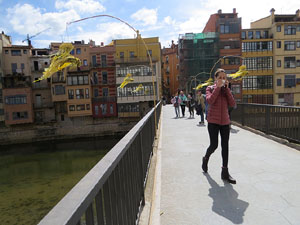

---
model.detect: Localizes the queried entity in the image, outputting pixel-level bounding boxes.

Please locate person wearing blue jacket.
[179,90,187,117]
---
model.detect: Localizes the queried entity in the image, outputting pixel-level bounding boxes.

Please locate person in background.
[202,68,237,184]
[196,90,205,125]
[171,93,181,118]
[162,95,166,105]
[187,93,195,118]
[179,90,187,117]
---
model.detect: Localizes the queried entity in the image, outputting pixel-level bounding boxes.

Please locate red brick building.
[203,8,243,102]
[90,44,117,118]
[162,41,179,101]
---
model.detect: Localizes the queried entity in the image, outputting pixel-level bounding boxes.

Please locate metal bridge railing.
[38,101,162,225]
[231,103,300,144]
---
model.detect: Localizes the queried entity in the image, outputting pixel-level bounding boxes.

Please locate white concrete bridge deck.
[151,104,300,225]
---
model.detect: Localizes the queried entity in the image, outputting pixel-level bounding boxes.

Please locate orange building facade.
[2,45,34,125]
[162,41,179,100]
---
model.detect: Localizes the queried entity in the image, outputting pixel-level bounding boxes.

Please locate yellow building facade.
[251,9,300,106]
[50,41,92,120]
[114,34,162,118]
[241,28,274,104]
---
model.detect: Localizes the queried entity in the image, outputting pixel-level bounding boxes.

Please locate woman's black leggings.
[180,105,185,116]
[205,123,230,168]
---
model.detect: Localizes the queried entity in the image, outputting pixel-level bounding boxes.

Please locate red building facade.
[162,41,179,101]
[90,44,117,118]
[203,8,243,102]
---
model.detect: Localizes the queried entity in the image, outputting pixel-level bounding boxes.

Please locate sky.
[0,0,300,48]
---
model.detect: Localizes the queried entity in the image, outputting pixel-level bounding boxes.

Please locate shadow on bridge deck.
[151,104,300,225]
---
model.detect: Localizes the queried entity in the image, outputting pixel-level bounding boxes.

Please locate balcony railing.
[52,77,66,83]
[38,102,162,225]
[232,103,300,144]
[33,102,54,109]
[32,82,51,89]
[90,62,115,68]
[115,56,158,64]
[92,96,117,103]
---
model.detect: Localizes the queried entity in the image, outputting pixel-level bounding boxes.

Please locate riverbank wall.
[0,117,138,146]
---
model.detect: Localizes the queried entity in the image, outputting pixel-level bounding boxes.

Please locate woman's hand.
[216,79,224,88]
[224,80,229,88]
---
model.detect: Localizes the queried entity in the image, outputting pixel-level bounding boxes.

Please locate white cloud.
[55,0,105,14]
[163,16,176,25]
[175,0,300,30]
[6,4,80,37]
[68,22,136,46]
[10,40,27,46]
[131,8,158,26]
[31,39,60,48]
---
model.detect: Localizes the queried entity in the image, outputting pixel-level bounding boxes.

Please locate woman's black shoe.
[202,157,208,173]
[221,167,236,184]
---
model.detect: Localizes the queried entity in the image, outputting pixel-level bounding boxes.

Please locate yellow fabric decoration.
[228,65,248,80]
[34,43,81,82]
[194,78,214,90]
[132,84,143,93]
[119,73,134,88]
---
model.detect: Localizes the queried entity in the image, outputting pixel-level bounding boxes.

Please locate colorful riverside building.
[90,43,117,118]
[0,32,11,126]
[241,27,274,104]
[31,48,55,123]
[2,45,34,125]
[114,34,162,118]
[251,9,300,106]
[162,40,179,100]
[178,32,219,93]
[50,41,92,123]
[203,8,242,102]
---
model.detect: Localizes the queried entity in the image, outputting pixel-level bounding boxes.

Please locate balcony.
[115,56,158,64]
[92,96,117,103]
[33,102,54,109]
[32,82,51,89]
[3,69,25,77]
[52,77,66,83]
[2,76,32,88]
[90,62,115,68]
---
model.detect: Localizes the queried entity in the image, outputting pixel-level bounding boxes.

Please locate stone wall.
[0,118,137,146]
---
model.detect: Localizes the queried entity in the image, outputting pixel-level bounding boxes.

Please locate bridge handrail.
[38,102,162,225]
[232,103,300,144]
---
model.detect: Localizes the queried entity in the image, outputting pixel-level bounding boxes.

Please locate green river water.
[0,136,121,225]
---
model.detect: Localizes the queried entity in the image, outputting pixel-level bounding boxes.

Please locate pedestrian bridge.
[38,103,300,225]
[149,104,300,225]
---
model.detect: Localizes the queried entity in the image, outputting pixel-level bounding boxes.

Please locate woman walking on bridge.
[202,68,236,184]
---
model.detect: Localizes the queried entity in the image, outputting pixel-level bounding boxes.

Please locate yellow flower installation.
[34,43,81,82]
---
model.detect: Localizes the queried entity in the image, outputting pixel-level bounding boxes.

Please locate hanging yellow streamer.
[132,84,143,93]
[228,65,248,80]
[194,78,214,90]
[119,73,134,88]
[34,43,81,82]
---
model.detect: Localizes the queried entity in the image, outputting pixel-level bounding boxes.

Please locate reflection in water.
[204,173,249,224]
[0,136,121,225]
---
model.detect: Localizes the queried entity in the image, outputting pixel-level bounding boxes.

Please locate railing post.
[241,104,245,126]
[139,133,146,207]
[265,106,270,134]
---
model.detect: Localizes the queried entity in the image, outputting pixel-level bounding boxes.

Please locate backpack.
[174,96,179,107]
